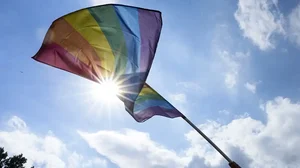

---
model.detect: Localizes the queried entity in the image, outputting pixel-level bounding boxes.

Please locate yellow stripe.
[138,86,155,96]
[63,9,115,73]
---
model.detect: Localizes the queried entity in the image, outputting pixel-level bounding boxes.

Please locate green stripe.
[88,5,128,76]
[135,93,164,104]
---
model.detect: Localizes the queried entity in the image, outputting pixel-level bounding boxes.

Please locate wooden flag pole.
[182,115,241,168]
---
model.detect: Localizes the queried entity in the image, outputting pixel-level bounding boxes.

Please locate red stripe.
[32,43,99,83]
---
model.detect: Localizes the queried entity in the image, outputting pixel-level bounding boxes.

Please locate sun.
[89,78,121,104]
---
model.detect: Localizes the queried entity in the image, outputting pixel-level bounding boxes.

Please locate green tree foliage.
[0,147,34,168]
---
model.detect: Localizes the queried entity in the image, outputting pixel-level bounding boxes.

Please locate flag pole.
[138,84,241,167]
[181,115,241,168]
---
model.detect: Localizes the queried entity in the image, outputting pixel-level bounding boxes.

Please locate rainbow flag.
[32,4,183,122]
[128,83,183,122]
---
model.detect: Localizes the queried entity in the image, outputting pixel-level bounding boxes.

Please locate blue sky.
[1,0,300,167]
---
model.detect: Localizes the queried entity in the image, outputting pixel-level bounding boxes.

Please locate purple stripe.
[138,9,162,73]
[32,43,99,83]
[132,106,183,122]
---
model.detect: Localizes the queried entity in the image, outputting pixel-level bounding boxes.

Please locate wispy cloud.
[244,82,256,93]
[7,116,27,131]
[221,51,239,89]
[168,93,188,114]
[169,93,187,103]
[245,81,261,94]
[225,73,237,89]
[212,23,250,90]
[168,93,189,114]
[288,4,300,47]
[176,82,202,92]
[219,51,249,89]
[234,0,285,50]
[218,109,230,115]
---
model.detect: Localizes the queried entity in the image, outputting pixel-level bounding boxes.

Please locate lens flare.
[90,78,121,104]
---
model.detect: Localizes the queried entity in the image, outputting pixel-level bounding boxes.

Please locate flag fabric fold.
[32,4,183,122]
[125,83,183,122]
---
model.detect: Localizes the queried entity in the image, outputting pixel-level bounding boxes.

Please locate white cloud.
[185,118,261,167]
[288,4,300,47]
[169,93,187,103]
[79,96,300,168]
[185,96,300,167]
[1,122,66,167]
[234,0,285,50]
[0,116,107,168]
[244,82,256,93]
[78,129,188,168]
[67,152,82,168]
[89,0,119,5]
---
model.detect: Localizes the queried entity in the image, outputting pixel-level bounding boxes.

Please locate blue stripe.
[114,6,141,74]
[133,99,174,112]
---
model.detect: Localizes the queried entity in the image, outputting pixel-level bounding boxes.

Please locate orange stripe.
[43,18,110,77]
[63,9,115,73]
